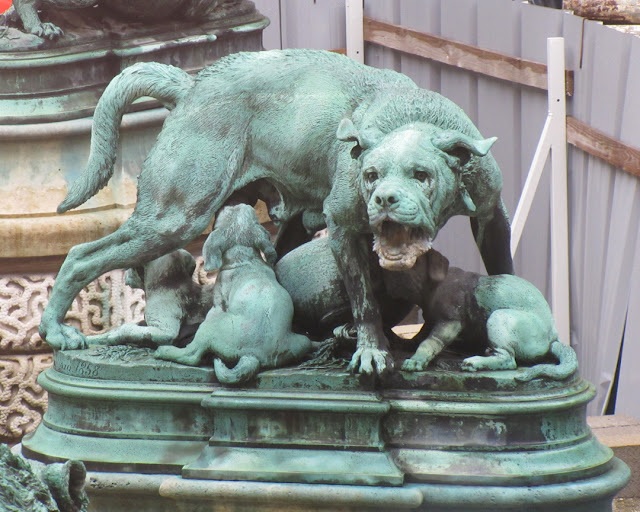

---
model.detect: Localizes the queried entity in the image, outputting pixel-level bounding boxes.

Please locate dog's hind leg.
[40,201,220,350]
[461,309,522,372]
[155,339,209,366]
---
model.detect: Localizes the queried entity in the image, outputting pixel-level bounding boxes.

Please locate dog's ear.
[253,225,277,266]
[203,233,224,272]
[177,249,197,277]
[432,131,497,168]
[336,118,375,159]
[426,250,449,283]
[125,268,144,289]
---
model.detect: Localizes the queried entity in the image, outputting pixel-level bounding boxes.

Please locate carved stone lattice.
[0,353,52,442]
[0,259,213,442]
[0,269,146,442]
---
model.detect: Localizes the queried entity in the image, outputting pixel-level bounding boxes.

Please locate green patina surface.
[0,444,88,512]
[38,48,514,378]
[21,349,630,510]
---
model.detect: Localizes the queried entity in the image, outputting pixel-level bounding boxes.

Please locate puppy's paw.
[401,357,431,372]
[461,356,482,372]
[348,347,392,375]
[155,345,178,360]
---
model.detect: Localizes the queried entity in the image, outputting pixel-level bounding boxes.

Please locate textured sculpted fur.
[41,50,513,375]
[155,205,311,384]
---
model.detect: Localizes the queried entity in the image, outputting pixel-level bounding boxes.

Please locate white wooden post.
[345,0,364,63]
[547,37,571,346]
[510,37,570,345]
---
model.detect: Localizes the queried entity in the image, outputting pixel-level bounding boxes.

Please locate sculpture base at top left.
[0,3,268,445]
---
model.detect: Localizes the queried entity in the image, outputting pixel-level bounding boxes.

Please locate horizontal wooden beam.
[363,17,574,96]
[567,116,640,177]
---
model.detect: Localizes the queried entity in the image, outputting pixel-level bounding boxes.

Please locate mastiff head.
[337,119,497,271]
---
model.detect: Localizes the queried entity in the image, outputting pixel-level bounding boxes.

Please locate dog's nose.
[373,187,401,208]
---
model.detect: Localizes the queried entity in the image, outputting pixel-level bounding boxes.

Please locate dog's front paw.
[401,357,431,372]
[348,347,392,375]
[39,322,88,351]
[460,356,482,372]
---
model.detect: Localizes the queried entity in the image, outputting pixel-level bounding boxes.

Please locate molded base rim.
[83,457,630,511]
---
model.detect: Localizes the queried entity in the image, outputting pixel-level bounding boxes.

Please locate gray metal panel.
[572,22,632,414]
[476,0,522,255]
[432,0,484,274]
[280,0,346,50]
[398,0,442,93]
[253,0,282,50]
[364,0,401,70]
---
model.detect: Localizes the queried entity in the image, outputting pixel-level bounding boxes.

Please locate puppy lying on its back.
[155,204,311,384]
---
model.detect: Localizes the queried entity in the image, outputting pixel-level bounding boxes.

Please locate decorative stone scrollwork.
[0,259,211,442]
[0,353,52,442]
[0,268,149,442]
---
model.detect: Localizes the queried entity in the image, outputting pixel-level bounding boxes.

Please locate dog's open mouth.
[372,220,433,270]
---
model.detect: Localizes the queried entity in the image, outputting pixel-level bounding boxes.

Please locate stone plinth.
[21,346,630,511]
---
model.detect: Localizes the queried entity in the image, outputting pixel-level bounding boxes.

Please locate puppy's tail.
[57,63,194,213]
[214,355,261,385]
[515,340,578,382]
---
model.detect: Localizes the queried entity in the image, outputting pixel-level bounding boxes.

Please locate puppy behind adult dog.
[155,205,311,384]
[87,249,214,347]
[395,251,577,381]
[42,49,514,375]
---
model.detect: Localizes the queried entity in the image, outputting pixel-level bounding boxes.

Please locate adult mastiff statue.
[40,49,513,375]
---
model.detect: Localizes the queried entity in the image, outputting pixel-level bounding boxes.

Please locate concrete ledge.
[589,414,640,499]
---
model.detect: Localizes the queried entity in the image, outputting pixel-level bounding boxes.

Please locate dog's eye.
[364,170,379,184]
[413,170,429,183]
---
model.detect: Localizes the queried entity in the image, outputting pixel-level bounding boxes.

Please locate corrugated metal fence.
[254,0,640,417]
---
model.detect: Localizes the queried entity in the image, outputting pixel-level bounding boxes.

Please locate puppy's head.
[203,204,276,271]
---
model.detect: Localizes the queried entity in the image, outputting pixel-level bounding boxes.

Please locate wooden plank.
[364,16,574,95]
[398,0,442,92]
[363,0,400,70]
[433,0,484,274]
[567,116,640,177]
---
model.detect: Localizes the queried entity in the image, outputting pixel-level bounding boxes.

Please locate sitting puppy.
[88,249,214,347]
[395,250,578,381]
[155,204,311,385]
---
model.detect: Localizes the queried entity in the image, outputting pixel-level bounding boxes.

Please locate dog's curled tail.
[214,356,261,385]
[57,62,194,214]
[515,340,578,382]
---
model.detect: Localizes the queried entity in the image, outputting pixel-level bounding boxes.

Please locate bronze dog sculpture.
[155,205,311,384]
[41,50,513,375]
